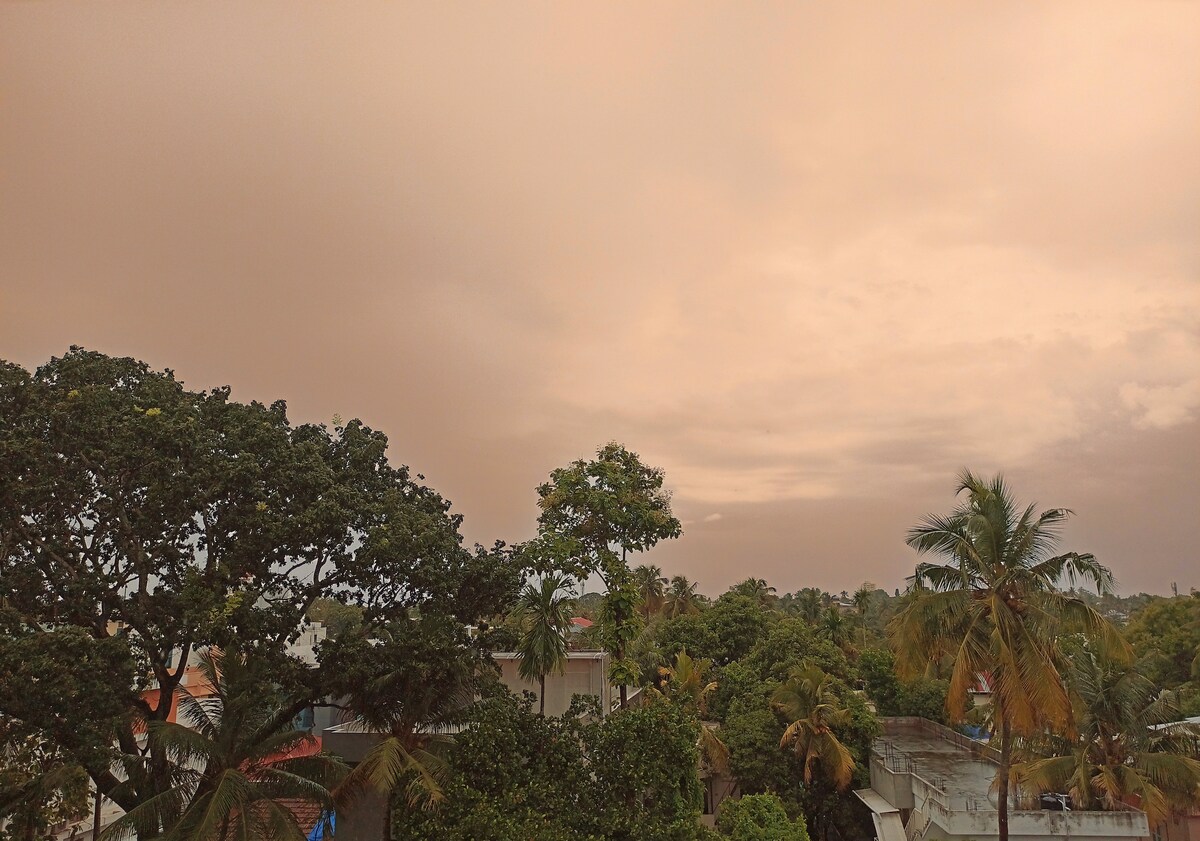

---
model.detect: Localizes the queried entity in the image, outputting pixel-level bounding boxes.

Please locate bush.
[717,794,810,840]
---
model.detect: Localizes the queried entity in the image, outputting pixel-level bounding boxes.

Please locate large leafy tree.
[103,648,346,841]
[889,470,1123,841]
[0,350,518,819]
[512,574,575,715]
[1016,647,1200,826]
[1123,595,1200,689]
[534,443,682,706]
[0,716,90,841]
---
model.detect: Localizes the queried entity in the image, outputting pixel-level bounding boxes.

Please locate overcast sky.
[3,2,1197,596]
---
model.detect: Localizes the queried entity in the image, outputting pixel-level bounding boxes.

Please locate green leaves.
[512,574,575,713]
[771,665,855,791]
[716,793,810,840]
[534,442,682,585]
[0,349,521,821]
[391,693,710,841]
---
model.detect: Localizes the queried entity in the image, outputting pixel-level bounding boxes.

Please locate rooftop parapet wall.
[870,717,1150,840]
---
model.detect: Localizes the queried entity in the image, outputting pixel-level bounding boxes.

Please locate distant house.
[492,650,640,718]
[968,671,994,708]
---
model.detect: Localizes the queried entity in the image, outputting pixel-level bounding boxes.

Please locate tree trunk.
[382,790,393,841]
[997,717,1011,841]
[92,789,103,841]
[540,674,546,716]
[619,683,627,708]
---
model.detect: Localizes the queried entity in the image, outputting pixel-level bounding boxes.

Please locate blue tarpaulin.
[306,812,335,841]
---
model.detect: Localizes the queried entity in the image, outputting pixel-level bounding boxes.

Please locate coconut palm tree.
[772,663,855,791]
[732,577,778,608]
[662,575,701,618]
[653,650,730,774]
[853,583,873,647]
[794,588,824,625]
[822,606,849,647]
[632,564,669,618]
[890,470,1124,841]
[512,574,576,715]
[335,621,479,839]
[102,648,345,841]
[1015,647,1200,826]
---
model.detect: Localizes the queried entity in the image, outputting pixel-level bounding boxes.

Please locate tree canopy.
[0,349,520,822]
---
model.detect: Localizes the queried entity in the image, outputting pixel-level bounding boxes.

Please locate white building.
[856,717,1150,841]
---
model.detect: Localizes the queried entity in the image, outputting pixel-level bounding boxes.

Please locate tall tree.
[663,575,702,619]
[632,564,668,618]
[731,578,778,608]
[534,443,682,706]
[1016,647,1200,827]
[512,574,575,715]
[794,589,824,625]
[852,584,873,647]
[890,470,1123,841]
[653,649,730,775]
[0,350,519,822]
[772,664,856,791]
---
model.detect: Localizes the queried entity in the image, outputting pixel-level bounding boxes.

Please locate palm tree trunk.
[382,789,393,841]
[997,716,1011,841]
[540,673,546,716]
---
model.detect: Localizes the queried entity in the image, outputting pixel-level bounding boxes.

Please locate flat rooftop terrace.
[875,718,999,809]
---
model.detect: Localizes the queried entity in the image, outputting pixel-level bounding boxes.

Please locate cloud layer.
[2,1,1197,594]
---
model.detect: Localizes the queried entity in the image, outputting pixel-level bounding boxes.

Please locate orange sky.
[2,2,1198,595]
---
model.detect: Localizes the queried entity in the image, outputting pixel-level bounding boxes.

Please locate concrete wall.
[1159,811,1200,841]
[869,756,914,810]
[926,806,1149,841]
[493,652,611,717]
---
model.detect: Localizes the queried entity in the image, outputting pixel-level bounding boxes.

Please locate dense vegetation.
[1,350,1198,841]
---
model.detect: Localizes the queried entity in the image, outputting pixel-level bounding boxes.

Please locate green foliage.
[0,350,520,817]
[0,619,133,774]
[1123,595,1200,689]
[534,443,681,707]
[742,618,848,684]
[534,442,682,585]
[857,648,901,713]
[772,665,856,791]
[394,693,710,841]
[512,573,575,714]
[0,717,90,841]
[1016,646,1200,824]
[891,470,1121,841]
[658,613,722,664]
[722,705,793,800]
[716,794,810,840]
[102,647,346,841]
[704,595,773,666]
[857,648,949,722]
[305,598,364,637]
[663,575,704,619]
